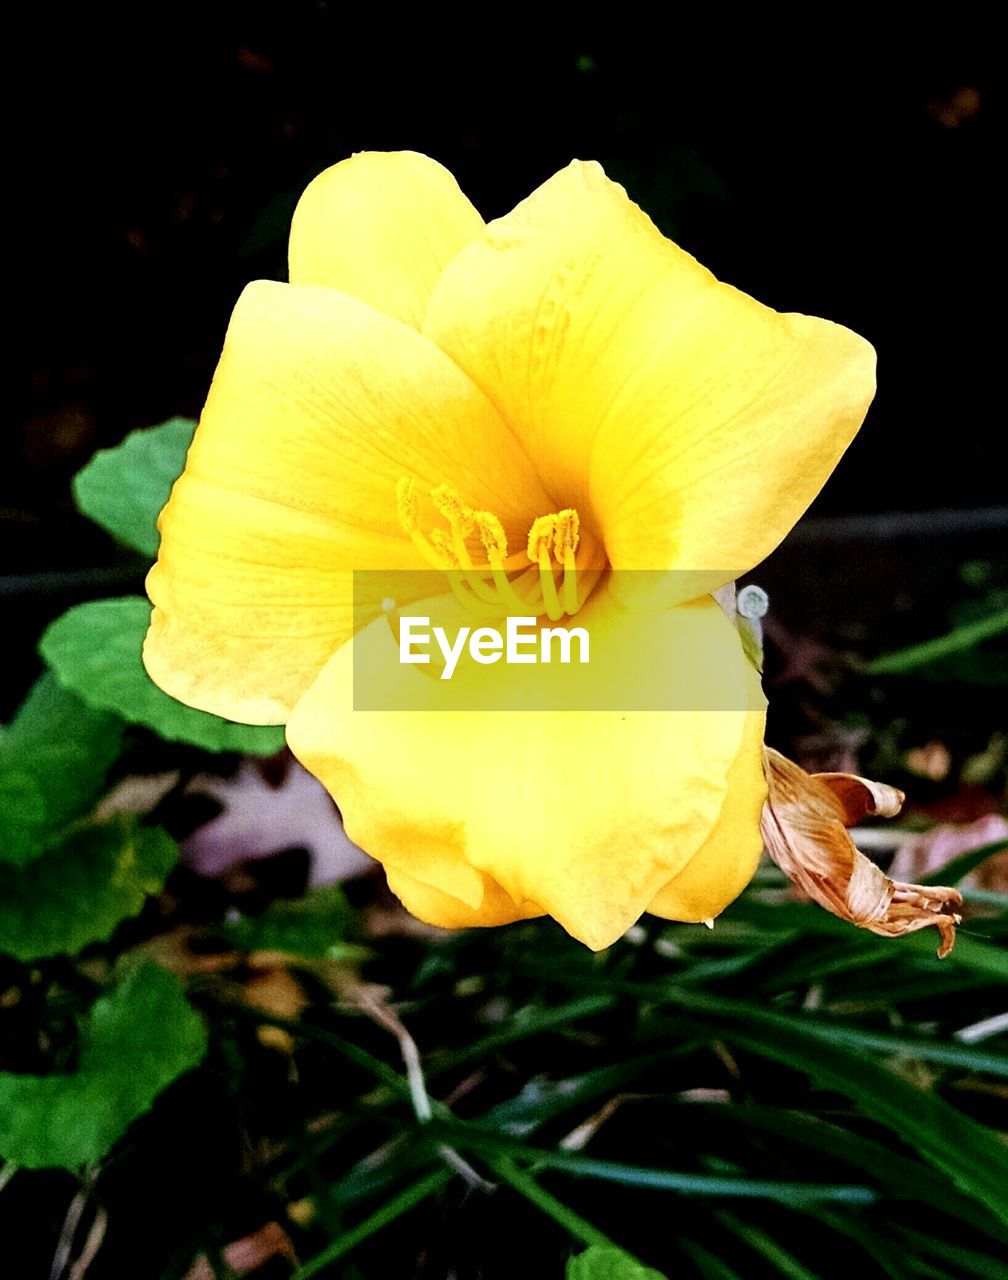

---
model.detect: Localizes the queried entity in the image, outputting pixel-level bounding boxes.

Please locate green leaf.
[567,1246,666,1280]
[0,963,206,1169]
[40,597,285,754]
[72,417,196,557]
[0,674,124,867]
[223,885,359,959]
[0,818,177,961]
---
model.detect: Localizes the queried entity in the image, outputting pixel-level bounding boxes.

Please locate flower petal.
[289,151,484,328]
[647,704,767,923]
[425,161,875,596]
[286,590,766,949]
[145,280,551,724]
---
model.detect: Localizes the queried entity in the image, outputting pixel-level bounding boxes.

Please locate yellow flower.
[143,152,875,949]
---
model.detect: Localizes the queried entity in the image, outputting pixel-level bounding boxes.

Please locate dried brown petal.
[761,747,962,957]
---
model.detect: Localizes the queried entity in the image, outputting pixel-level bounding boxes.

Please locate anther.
[430,485,475,538]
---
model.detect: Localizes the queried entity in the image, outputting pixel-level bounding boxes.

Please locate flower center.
[396,477,603,621]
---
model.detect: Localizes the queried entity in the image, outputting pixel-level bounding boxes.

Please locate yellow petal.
[286,589,766,948]
[385,864,543,931]
[648,702,767,922]
[425,160,875,597]
[289,151,484,328]
[145,280,550,724]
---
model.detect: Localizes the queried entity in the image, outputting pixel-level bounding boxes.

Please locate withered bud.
[761,747,963,958]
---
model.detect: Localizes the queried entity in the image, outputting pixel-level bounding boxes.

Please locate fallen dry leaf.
[182,757,375,885]
[185,1221,297,1279]
[761,747,963,957]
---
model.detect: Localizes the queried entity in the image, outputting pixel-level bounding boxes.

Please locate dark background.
[2,12,1002,674]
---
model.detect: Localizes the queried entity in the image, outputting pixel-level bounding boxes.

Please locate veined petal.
[289,151,484,328]
[144,280,550,724]
[424,160,875,597]
[286,591,766,949]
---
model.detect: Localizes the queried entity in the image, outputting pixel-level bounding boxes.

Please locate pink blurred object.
[184,1221,297,1279]
[888,813,1008,889]
[181,757,375,886]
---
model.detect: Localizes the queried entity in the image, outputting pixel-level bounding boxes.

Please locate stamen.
[527,516,563,621]
[474,510,508,562]
[430,486,505,607]
[395,476,599,623]
[552,510,582,617]
[476,511,544,614]
[561,545,580,617]
[526,514,558,563]
[428,529,459,567]
[430,485,475,538]
[551,509,580,562]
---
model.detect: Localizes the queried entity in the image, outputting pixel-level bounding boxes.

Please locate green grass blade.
[866,606,1008,674]
[662,991,1008,1222]
[438,1126,874,1205]
[289,1167,451,1279]
[678,1240,746,1280]
[715,1212,820,1280]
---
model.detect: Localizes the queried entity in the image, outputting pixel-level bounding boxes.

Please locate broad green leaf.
[223,885,359,959]
[0,674,124,867]
[567,1246,666,1280]
[40,597,285,755]
[72,417,196,557]
[0,963,206,1169]
[0,818,177,961]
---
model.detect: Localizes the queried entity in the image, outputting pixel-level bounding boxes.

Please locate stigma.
[396,477,602,621]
